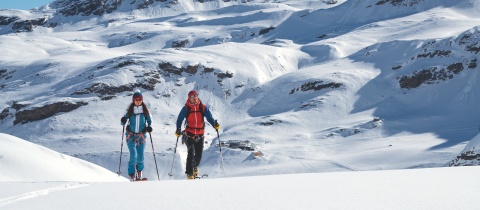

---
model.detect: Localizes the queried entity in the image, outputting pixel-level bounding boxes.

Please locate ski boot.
[129,174,136,181]
[186,173,195,180]
[193,167,199,177]
[136,170,142,180]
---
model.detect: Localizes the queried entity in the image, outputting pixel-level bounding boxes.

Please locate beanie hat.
[188,90,198,98]
[133,89,143,101]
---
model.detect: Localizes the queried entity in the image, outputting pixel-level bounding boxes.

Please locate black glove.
[146,126,152,133]
[121,117,127,124]
[175,128,181,137]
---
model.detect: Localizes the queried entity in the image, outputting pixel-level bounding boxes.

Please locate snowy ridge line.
[0,182,89,207]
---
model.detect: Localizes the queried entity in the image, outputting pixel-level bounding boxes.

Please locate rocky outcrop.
[376,0,425,6]
[0,16,19,25]
[259,26,275,35]
[0,15,52,33]
[172,39,190,48]
[0,107,9,121]
[398,63,465,89]
[72,82,155,96]
[449,134,480,166]
[55,0,122,17]
[159,62,226,76]
[12,17,48,32]
[289,80,343,94]
[395,28,480,89]
[449,150,480,166]
[14,101,88,125]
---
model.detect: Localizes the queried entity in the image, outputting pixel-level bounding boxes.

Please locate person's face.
[189,94,198,103]
[134,98,142,105]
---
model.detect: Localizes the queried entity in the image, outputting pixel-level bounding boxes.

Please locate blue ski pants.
[126,134,146,175]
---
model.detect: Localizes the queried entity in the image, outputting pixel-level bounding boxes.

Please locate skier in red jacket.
[175,90,219,179]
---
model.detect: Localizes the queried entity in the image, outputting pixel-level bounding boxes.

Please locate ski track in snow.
[0,182,89,208]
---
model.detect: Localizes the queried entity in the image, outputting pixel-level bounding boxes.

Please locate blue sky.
[0,0,53,10]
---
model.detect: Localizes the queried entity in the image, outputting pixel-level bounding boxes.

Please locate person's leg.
[192,135,205,169]
[185,137,194,176]
[126,137,137,176]
[136,141,146,173]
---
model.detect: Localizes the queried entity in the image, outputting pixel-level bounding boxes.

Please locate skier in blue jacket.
[121,90,153,181]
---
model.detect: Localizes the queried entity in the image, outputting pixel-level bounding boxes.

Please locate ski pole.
[168,136,180,177]
[117,121,127,176]
[215,126,226,178]
[149,132,160,180]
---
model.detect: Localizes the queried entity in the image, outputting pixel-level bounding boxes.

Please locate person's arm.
[204,105,216,126]
[176,106,187,129]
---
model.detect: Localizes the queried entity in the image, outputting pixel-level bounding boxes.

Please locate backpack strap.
[185,102,204,119]
[184,102,206,129]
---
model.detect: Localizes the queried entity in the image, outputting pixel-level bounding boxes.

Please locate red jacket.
[176,99,216,135]
[185,101,206,134]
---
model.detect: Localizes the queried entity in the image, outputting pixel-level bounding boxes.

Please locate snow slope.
[0,133,479,209]
[0,133,127,182]
[0,0,479,181]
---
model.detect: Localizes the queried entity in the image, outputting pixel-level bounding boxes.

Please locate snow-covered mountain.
[1,0,480,181]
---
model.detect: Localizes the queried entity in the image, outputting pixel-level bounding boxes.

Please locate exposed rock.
[159,62,183,75]
[115,60,137,68]
[449,149,480,166]
[172,39,190,48]
[466,45,480,54]
[11,102,29,110]
[447,62,464,74]
[259,26,275,35]
[457,28,480,53]
[72,82,155,96]
[290,80,343,94]
[468,59,477,69]
[0,16,20,25]
[217,71,233,79]
[185,64,199,74]
[398,63,465,89]
[0,107,9,121]
[12,18,47,32]
[416,50,451,59]
[392,65,402,70]
[14,101,88,125]
[449,134,480,166]
[300,98,324,109]
[203,67,214,73]
[56,0,122,17]
[259,119,282,126]
[158,62,233,87]
[376,0,424,6]
[0,69,14,80]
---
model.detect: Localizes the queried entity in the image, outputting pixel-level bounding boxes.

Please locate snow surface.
[1,0,480,209]
[1,133,479,209]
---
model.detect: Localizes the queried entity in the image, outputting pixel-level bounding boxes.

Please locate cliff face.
[449,133,480,166]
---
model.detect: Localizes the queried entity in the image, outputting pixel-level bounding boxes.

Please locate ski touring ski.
[194,174,209,179]
[130,164,147,181]
[132,178,148,182]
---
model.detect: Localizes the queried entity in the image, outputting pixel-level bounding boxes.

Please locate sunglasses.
[189,95,198,98]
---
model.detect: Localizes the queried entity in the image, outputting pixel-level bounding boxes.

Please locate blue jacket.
[122,105,152,134]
